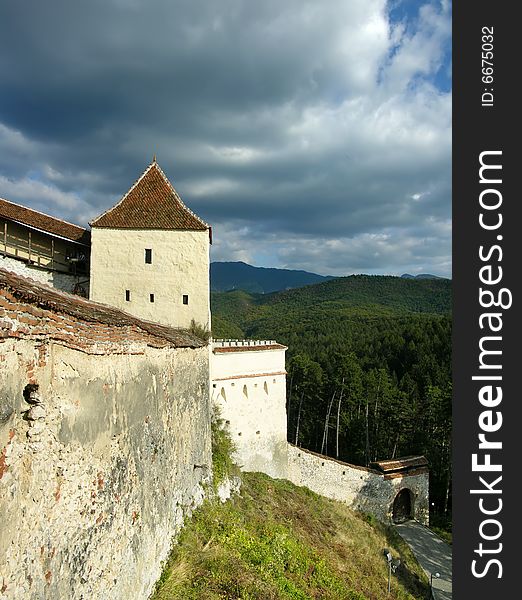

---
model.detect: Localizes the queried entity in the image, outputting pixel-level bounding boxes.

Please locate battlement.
[212,339,286,351]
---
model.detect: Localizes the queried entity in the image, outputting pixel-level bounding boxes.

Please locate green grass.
[150,473,430,600]
[211,408,240,489]
[189,318,212,342]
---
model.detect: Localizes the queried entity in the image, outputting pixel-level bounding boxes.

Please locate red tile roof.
[0,197,90,245]
[370,456,428,473]
[90,161,209,231]
[0,267,204,350]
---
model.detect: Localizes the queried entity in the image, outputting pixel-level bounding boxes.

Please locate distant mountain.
[210,261,335,293]
[401,273,446,280]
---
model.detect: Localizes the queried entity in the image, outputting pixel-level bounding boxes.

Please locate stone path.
[395,520,452,600]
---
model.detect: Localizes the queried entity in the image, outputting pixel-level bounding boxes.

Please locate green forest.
[211,275,452,526]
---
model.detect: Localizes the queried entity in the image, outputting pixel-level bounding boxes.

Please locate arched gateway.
[392,488,413,523]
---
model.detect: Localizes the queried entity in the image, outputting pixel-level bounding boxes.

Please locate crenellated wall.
[211,340,289,479]
[0,270,212,600]
[287,445,429,524]
[0,267,430,600]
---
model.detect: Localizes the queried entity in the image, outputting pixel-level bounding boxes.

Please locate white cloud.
[0,176,79,209]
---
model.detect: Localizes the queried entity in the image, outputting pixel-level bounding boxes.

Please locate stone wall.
[287,445,429,524]
[0,255,88,295]
[211,339,429,525]
[211,341,288,479]
[0,270,212,600]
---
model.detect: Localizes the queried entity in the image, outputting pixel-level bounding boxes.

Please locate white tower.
[89,160,211,330]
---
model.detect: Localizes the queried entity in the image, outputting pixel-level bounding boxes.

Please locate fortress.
[0,160,428,600]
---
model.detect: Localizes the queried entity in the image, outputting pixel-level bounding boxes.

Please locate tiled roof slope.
[90,161,209,230]
[0,197,90,245]
[0,267,204,350]
[370,456,428,473]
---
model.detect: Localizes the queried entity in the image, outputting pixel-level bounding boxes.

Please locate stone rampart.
[211,341,288,479]
[287,445,429,524]
[0,269,211,600]
[211,339,429,525]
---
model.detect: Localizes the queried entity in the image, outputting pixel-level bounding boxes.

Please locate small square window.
[150,293,155,303]
[145,249,152,264]
[125,290,131,302]
[183,294,189,305]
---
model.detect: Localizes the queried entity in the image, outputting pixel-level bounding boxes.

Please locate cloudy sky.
[0,0,451,277]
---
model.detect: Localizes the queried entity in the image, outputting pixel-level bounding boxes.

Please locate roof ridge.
[153,162,210,229]
[90,161,210,230]
[89,161,156,226]
[0,196,88,232]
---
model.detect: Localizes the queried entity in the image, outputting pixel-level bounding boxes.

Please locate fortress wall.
[0,255,86,295]
[287,445,429,524]
[0,279,212,600]
[211,344,288,479]
[211,341,429,525]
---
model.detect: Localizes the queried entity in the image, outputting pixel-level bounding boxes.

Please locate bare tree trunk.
[444,469,451,516]
[286,373,294,438]
[335,379,345,459]
[373,381,381,461]
[321,390,336,455]
[391,432,399,459]
[294,391,304,446]
[365,399,370,466]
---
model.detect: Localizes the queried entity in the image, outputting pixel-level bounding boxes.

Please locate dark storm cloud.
[0,0,451,276]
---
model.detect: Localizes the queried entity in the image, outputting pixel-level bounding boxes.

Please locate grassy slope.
[151,473,429,600]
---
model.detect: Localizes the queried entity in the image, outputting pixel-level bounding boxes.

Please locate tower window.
[150,293,155,303]
[183,294,189,305]
[125,290,131,302]
[145,249,152,264]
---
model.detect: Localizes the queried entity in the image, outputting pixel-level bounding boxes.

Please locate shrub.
[189,318,211,342]
[211,405,239,488]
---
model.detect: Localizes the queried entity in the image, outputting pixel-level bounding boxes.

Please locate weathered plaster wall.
[0,274,212,600]
[287,445,429,524]
[211,342,288,479]
[89,228,210,330]
[0,255,87,295]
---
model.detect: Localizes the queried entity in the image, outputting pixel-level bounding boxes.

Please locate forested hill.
[211,274,451,338]
[259,274,451,314]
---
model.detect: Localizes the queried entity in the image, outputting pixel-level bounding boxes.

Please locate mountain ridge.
[211,261,449,294]
[210,261,335,293]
